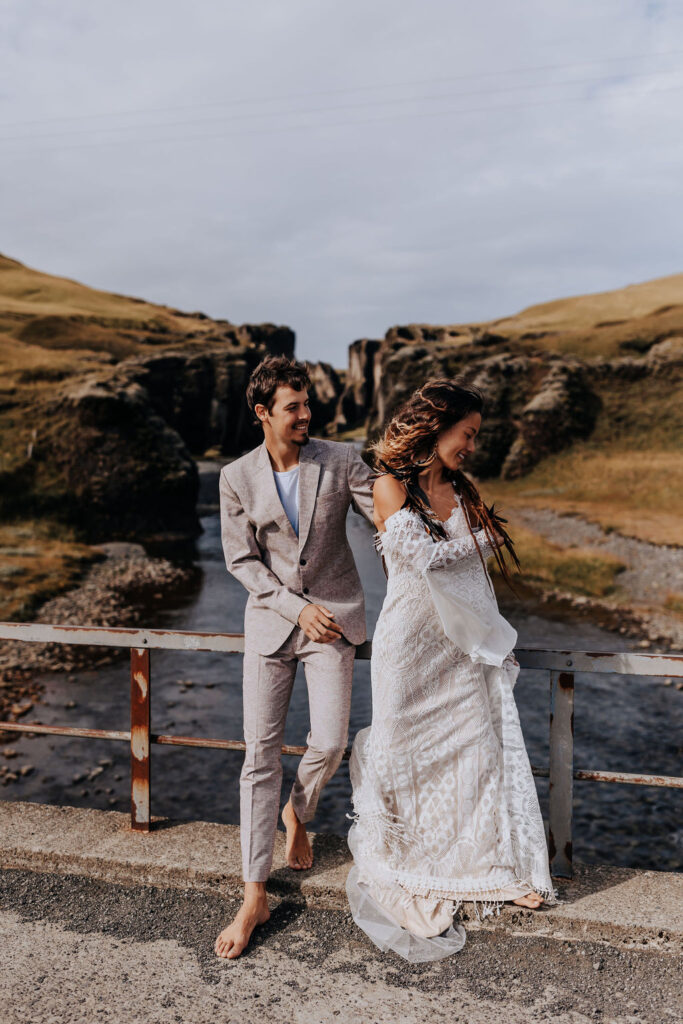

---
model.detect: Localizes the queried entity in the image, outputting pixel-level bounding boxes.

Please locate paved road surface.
[1,870,681,1024]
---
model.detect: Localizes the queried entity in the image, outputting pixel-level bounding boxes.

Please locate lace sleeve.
[378,507,496,573]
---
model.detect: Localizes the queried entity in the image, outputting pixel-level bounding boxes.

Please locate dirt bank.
[504,506,683,650]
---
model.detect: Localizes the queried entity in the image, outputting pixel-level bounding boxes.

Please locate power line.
[0,48,681,129]
[2,80,681,159]
[1,66,680,145]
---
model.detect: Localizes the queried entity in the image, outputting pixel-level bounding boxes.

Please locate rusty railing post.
[548,669,575,878]
[130,648,151,832]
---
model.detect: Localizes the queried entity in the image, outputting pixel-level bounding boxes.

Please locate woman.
[347,379,555,962]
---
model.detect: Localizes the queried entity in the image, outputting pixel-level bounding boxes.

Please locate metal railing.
[0,621,681,879]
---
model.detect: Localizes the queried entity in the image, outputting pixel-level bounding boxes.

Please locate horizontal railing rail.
[1,621,681,879]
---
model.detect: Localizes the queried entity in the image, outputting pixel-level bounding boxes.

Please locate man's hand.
[298,604,343,644]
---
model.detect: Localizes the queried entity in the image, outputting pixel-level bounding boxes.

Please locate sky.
[1,1,682,365]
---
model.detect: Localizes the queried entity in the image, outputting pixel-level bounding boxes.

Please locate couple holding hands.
[216,355,554,964]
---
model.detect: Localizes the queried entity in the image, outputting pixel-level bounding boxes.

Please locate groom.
[215,355,375,959]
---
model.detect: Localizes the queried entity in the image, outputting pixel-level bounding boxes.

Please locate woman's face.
[435,411,482,471]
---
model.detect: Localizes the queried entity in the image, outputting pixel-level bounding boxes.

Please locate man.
[215,355,375,959]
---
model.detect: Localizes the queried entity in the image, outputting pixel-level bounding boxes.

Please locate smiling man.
[216,355,375,959]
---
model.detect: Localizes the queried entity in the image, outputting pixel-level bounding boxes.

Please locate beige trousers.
[240,627,356,882]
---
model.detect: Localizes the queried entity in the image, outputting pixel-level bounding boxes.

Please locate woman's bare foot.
[215,884,270,960]
[512,891,544,909]
[282,799,313,869]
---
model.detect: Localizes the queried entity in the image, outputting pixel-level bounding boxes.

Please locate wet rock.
[10,702,32,717]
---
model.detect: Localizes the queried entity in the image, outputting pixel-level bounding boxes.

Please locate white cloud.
[1,1,682,362]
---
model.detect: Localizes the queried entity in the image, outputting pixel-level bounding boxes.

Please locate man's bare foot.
[512,891,544,909]
[282,799,313,870]
[215,886,270,960]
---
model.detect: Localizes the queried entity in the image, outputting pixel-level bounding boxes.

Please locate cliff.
[330,274,683,484]
[0,254,342,542]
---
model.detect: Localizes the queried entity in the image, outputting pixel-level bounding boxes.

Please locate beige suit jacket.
[219,437,375,656]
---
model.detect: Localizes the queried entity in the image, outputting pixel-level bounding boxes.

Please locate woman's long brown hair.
[371,378,521,593]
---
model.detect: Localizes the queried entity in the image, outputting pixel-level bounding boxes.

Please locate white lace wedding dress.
[347,494,555,961]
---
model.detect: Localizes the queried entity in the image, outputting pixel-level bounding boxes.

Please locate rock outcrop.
[307,361,344,434]
[333,339,381,433]
[327,302,683,479]
[37,376,200,542]
[500,359,601,479]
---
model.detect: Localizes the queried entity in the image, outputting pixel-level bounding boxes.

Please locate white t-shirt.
[273,465,300,537]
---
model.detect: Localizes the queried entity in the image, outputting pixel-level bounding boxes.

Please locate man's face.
[256,385,311,446]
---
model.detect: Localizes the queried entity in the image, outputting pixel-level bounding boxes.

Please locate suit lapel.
[297,441,321,552]
[257,441,298,541]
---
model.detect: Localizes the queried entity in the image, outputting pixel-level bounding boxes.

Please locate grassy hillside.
[387,273,683,361]
[0,252,244,364]
[491,272,683,358]
[481,366,683,546]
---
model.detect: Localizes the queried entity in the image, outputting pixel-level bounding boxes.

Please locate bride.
[346,379,556,962]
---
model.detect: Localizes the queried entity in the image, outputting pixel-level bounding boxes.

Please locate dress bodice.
[376,500,516,668]
[376,501,495,581]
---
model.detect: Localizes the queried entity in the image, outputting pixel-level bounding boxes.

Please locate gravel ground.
[512,506,683,648]
[1,869,681,1024]
[0,544,197,720]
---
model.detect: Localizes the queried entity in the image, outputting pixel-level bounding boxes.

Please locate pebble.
[2,748,18,759]
[19,765,34,776]
[10,702,32,717]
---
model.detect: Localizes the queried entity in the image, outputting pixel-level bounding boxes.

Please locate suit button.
[303,587,309,594]
[300,558,306,566]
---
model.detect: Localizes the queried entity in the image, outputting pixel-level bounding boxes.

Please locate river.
[4,461,682,872]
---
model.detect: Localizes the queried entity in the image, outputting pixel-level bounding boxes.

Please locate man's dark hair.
[246,355,311,418]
